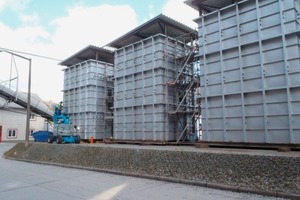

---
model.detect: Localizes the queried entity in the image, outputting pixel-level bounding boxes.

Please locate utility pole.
[1,50,32,148]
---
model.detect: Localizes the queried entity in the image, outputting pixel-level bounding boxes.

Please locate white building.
[0,94,51,142]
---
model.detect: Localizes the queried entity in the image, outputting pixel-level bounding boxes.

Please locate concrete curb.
[5,156,300,199]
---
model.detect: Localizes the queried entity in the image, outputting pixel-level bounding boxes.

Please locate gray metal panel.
[114,34,184,78]
[113,34,188,141]
[63,59,113,140]
[198,0,300,144]
[63,59,113,91]
[114,105,177,141]
[69,112,107,139]
[64,86,106,113]
[197,0,300,55]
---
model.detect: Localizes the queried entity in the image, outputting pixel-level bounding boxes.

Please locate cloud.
[0,21,49,52]
[163,0,198,29]
[0,1,6,11]
[51,4,138,58]
[0,0,30,13]
[146,4,155,20]
[20,12,40,26]
[0,3,139,103]
[0,1,198,103]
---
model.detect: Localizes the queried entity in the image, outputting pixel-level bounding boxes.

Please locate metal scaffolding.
[165,37,200,143]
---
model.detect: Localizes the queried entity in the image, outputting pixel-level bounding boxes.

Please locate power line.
[0,47,62,62]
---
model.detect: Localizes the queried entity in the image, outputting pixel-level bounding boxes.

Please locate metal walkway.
[0,81,53,121]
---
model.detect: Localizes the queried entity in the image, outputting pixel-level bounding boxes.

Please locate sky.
[0,0,198,103]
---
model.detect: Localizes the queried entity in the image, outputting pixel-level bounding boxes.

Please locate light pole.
[0,49,32,148]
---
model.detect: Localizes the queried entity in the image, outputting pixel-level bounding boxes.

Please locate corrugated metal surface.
[197,0,300,144]
[185,0,244,13]
[107,14,197,49]
[59,45,114,66]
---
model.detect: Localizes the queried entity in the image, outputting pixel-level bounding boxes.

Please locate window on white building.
[30,113,36,120]
[7,129,17,139]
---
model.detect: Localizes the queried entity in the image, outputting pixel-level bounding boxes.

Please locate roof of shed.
[107,14,197,49]
[59,45,114,66]
[185,0,244,13]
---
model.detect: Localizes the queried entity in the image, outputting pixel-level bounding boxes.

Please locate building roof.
[185,0,244,13]
[107,14,197,49]
[59,45,114,66]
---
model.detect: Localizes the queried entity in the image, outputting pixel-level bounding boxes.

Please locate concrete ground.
[0,142,285,200]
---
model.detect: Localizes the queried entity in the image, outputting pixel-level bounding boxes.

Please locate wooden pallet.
[195,142,300,152]
[104,139,169,146]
